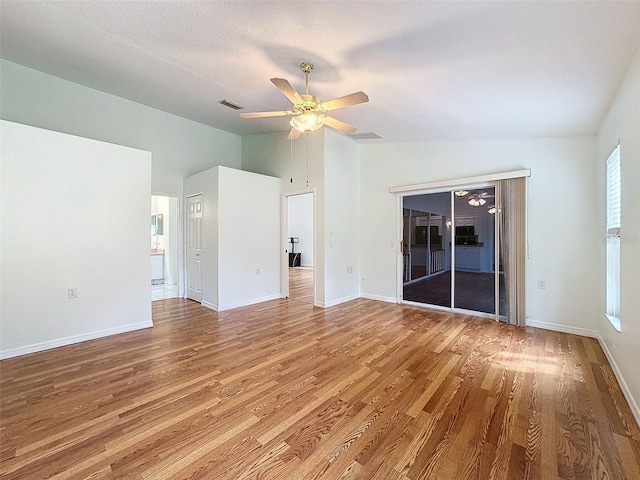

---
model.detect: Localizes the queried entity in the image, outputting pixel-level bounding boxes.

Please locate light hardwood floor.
[288,267,314,305]
[1,298,639,479]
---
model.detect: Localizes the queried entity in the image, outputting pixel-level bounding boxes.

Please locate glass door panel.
[453,187,496,313]
[402,193,451,308]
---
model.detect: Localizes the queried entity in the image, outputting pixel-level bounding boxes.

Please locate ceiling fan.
[240,62,369,139]
[455,190,495,207]
[467,192,495,206]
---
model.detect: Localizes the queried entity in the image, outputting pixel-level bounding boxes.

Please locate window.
[605,145,621,331]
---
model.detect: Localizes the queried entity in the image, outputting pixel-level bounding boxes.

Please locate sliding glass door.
[402,186,505,319]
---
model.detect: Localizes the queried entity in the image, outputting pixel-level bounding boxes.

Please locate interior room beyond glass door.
[402,192,451,308]
[453,187,497,314]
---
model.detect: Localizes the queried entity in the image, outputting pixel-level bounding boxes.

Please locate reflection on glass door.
[402,193,451,308]
[401,186,506,318]
[453,187,497,314]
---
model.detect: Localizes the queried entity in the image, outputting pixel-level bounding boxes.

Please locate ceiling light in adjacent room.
[468,195,486,206]
[488,205,496,214]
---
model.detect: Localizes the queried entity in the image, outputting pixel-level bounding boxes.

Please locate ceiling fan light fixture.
[468,196,486,207]
[488,205,496,214]
[454,190,469,197]
[290,113,324,134]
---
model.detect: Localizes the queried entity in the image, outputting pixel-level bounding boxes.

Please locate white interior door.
[186,194,202,302]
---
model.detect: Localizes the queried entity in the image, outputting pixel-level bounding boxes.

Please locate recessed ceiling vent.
[350,132,383,140]
[219,99,244,110]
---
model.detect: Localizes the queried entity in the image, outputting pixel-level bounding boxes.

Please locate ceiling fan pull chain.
[306,133,310,187]
[290,135,294,183]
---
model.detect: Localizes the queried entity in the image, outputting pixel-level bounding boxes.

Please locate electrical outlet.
[347,267,353,274]
[537,280,546,290]
[68,287,78,298]
[256,268,260,275]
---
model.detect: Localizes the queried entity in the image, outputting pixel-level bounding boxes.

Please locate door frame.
[152,191,184,298]
[396,182,500,321]
[281,188,316,304]
[185,193,203,302]
[393,169,531,320]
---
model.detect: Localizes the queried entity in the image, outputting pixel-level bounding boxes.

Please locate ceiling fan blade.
[271,78,303,104]
[240,110,292,119]
[322,115,357,134]
[287,128,302,140]
[320,91,369,111]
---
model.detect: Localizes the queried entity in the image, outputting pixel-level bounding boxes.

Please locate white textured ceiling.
[1,1,639,143]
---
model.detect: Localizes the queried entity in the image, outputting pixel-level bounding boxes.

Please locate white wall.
[166,197,179,285]
[288,193,314,267]
[0,121,152,358]
[596,45,640,421]
[323,130,361,306]
[359,137,600,334]
[183,168,220,308]
[0,59,241,194]
[242,131,326,305]
[183,166,281,311]
[242,129,361,307]
[218,167,281,310]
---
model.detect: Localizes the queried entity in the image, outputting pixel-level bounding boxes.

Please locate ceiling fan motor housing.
[295,94,321,114]
[300,62,314,74]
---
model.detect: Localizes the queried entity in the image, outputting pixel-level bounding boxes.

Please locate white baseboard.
[217,294,282,312]
[597,334,640,427]
[526,318,639,427]
[361,293,397,304]
[316,293,361,309]
[525,319,598,338]
[201,301,219,312]
[0,320,153,360]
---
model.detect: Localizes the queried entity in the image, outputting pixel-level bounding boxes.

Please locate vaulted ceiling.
[1,1,639,143]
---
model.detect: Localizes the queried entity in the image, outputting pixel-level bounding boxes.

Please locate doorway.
[151,194,180,301]
[186,194,203,302]
[284,192,314,305]
[401,186,505,319]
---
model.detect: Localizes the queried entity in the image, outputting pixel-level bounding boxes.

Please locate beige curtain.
[498,177,526,326]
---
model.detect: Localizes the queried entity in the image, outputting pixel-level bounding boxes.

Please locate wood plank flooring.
[289,267,314,305]
[1,298,639,479]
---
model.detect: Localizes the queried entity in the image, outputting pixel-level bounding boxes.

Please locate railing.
[403,253,411,282]
[430,249,445,274]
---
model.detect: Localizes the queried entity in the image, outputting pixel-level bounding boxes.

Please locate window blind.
[606,145,621,235]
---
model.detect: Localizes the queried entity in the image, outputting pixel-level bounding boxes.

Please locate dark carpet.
[403,270,506,315]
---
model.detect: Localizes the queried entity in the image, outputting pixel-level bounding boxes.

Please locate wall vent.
[350,132,383,140]
[219,99,244,110]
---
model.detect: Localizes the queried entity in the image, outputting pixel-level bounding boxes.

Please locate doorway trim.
[184,193,203,302]
[152,191,184,298]
[394,169,531,319]
[397,183,497,319]
[389,169,531,194]
[282,188,316,305]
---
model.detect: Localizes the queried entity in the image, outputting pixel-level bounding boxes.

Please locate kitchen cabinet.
[151,252,164,284]
[455,246,481,270]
